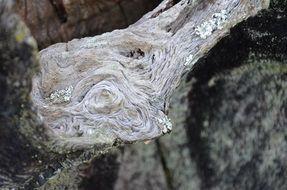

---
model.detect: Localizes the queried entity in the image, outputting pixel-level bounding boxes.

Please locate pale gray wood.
[31,0,270,152]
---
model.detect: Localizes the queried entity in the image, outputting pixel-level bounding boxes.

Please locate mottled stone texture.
[183,5,287,188]
[187,61,287,190]
[114,143,168,190]
[0,1,49,188]
[15,0,161,49]
[270,0,287,11]
[184,5,287,190]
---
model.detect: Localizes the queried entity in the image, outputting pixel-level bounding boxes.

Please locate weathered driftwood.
[31,0,269,152]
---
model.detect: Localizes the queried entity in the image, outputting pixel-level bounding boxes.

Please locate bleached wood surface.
[31,0,269,151]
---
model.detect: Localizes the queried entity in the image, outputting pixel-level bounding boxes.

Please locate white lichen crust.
[48,86,73,103]
[195,10,228,39]
[157,115,173,134]
[184,54,194,66]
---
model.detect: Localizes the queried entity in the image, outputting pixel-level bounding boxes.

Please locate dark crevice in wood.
[166,5,193,33]
[152,54,156,63]
[49,0,68,23]
[155,140,174,190]
[150,0,180,18]
[121,48,145,59]
[167,0,217,34]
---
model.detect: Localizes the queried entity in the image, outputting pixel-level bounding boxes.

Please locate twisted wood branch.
[31,0,270,151]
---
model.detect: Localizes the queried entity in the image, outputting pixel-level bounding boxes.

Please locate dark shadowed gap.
[49,0,68,23]
[151,0,181,18]
[155,140,174,190]
[80,151,121,190]
[166,0,217,33]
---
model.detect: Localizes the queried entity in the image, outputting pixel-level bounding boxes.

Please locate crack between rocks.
[155,140,174,190]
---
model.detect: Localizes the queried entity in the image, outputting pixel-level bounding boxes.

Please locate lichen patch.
[195,10,228,39]
[48,86,73,103]
[184,54,194,66]
[157,115,173,134]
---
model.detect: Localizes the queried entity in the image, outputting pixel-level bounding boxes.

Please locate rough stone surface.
[187,60,287,190]
[185,5,287,189]
[0,1,49,188]
[114,143,168,190]
[80,150,121,190]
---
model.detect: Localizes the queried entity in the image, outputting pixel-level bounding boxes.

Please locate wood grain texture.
[31,0,269,151]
